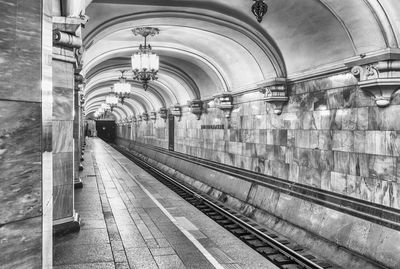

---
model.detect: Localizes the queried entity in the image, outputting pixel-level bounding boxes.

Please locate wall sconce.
[188,99,203,120]
[214,93,233,118]
[258,78,288,115]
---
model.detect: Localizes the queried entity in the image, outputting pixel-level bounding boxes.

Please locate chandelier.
[131,27,160,91]
[105,88,119,111]
[114,71,131,104]
[101,103,111,114]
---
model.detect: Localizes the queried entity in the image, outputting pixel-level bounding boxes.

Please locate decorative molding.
[188,99,203,120]
[347,52,400,107]
[150,111,157,122]
[142,112,149,122]
[132,116,137,124]
[214,93,233,118]
[159,107,168,121]
[258,78,288,115]
[170,104,182,121]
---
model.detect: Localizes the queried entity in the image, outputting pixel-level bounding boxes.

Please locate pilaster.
[52,16,85,235]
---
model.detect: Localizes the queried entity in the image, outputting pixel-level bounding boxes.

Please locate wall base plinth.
[53,212,81,236]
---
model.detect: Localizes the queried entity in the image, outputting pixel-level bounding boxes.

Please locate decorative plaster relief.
[170,104,182,121]
[159,107,168,121]
[150,111,157,122]
[188,99,203,120]
[214,93,233,118]
[258,78,288,115]
[351,62,400,107]
[346,50,400,108]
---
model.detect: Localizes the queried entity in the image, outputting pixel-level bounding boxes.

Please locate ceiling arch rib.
[85,87,154,113]
[85,98,133,118]
[83,1,398,77]
[85,61,199,102]
[85,80,161,110]
[82,9,285,78]
[86,103,122,121]
[84,65,184,105]
[83,45,229,95]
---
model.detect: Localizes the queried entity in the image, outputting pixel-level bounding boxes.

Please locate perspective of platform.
[1,0,400,269]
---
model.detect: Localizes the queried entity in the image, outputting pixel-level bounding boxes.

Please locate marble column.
[0,0,53,267]
[52,17,83,235]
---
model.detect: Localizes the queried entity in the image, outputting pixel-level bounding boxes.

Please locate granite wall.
[0,0,53,268]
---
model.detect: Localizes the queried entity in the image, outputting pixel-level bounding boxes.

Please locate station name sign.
[200,124,225,129]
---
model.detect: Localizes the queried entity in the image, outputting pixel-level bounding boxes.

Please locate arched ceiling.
[82,0,400,119]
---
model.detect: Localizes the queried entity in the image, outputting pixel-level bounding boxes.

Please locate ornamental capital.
[258,78,288,115]
[346,50,400,107]
[351,61,400,107]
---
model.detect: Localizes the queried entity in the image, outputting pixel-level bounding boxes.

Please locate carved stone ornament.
[150,111,157,122]
[258,78,288,115]
[214,93,233,118]
[251,0,268,23]
[351,61,400,107]
[188,99,203,120]
[137,115,142,124]
[170,104,182,121]
[159,107,168,121]
[53,30,82,48]
[142,112,149,122]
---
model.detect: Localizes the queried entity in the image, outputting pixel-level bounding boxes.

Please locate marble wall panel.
[53,185,74,220]
[368,155,397,181]
[53,120,74,153]
[53,152,74,187]
[368,105,400,131]
[357,107,369,130]
[0,101,42,224]
[123,73,400,211]
[53,87,74,120]
[52,59,73,89]
[0,216,42,269]
[0,1,42,102]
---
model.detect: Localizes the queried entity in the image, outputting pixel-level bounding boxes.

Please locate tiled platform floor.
[54,138,278,269]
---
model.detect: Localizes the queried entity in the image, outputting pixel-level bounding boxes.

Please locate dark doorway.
[96,120,116,142]
[168,114,174,151]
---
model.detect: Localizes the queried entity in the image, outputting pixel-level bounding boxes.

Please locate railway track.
[111,144,337,269]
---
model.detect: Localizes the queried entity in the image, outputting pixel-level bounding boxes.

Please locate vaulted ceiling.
[82,0,400,120]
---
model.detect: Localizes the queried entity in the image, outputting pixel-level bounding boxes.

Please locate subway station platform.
[54,138,278,269]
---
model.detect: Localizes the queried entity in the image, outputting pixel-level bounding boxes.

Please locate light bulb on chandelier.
[113,71,131,104]
[106,88,119,111]
[131,27,160,91]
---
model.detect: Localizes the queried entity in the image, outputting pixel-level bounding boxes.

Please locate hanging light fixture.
[101,103,111,116]
[131,27,160,91]
[251,0,268,23]
[105,88,119,111]
[113,71,131,104]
